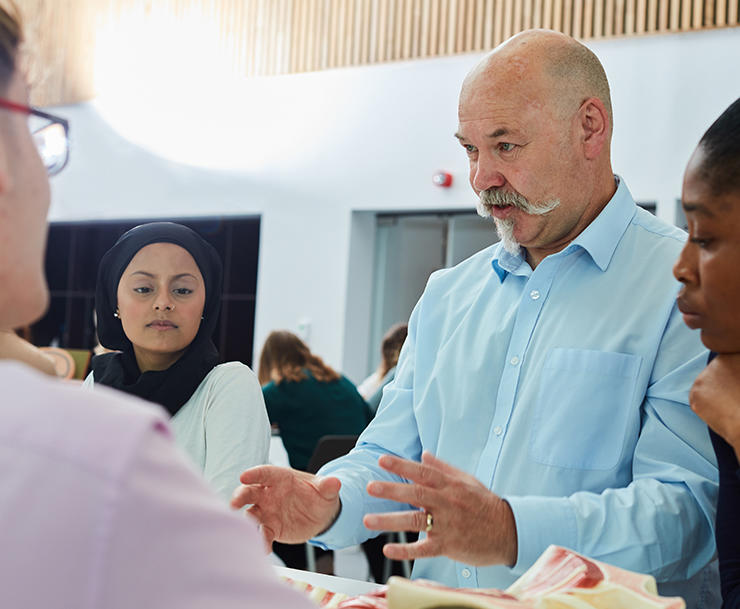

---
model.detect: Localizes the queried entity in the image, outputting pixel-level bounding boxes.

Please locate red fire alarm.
[433,171,453,187]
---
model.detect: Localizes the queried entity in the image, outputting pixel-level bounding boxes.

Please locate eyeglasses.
[0,98,70,176]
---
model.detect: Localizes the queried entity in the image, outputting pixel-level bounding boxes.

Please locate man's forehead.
[454,126,511,142]
[457,87,543,131]
[463,60,540,98]
[460,64,549,113]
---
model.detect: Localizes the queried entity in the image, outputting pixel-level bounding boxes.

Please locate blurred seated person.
[357,323,407,399]
[360,323,408,415]
[673,97,740,608]
[0,329,55,376]
[0,5,314,607]
[258,330,370,571]
[84,222,270,501]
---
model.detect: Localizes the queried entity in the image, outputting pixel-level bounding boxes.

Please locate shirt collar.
[490,176,636,282]
[491,248,525,281]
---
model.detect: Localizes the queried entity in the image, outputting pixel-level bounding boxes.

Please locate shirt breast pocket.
[528,348,642,471]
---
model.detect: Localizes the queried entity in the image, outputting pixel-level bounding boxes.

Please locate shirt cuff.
[504,494,578,574]
[310,482,370,550]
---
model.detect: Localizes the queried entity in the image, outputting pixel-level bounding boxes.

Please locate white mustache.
[477,189,560,218]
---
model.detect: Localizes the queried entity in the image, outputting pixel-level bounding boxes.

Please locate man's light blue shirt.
[317,178,718,607]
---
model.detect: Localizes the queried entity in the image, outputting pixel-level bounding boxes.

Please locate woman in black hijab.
[86,222,270,501]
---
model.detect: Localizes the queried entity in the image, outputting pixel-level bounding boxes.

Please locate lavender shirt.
[0,361,313,609]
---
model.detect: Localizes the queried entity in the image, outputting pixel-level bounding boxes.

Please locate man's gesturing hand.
[363,451,518,567]
[231,465,342,548]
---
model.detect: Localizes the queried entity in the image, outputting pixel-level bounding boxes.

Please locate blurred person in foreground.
[0,4,313,608]
[673,97,740,608]
[233,29,719,607]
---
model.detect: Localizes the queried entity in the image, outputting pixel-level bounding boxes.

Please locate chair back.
[306,434,359,474]
[66,349,92,380]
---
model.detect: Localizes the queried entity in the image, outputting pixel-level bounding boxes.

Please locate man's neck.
[524,176,618,270]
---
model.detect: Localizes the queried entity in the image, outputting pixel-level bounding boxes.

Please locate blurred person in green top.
[258,330,370,572]
[259,330,370,471]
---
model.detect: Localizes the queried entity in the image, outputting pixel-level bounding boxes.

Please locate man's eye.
[499,142,516,152]
[463,144,477,154]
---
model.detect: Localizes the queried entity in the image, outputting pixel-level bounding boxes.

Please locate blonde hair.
[258,330,340,385]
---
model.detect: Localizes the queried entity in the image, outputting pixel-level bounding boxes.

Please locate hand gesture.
[690,352,740,458]
[231,465,342,548]
[363,451,517,567]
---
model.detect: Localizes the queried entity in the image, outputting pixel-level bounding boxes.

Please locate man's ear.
[578,97,610,160]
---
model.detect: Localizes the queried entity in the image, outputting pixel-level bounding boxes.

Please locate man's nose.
[472,154,506,192]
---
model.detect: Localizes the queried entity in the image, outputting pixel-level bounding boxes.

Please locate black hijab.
[91,222,223,416]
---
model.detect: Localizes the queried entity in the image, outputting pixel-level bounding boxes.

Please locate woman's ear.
[578,97,610,161]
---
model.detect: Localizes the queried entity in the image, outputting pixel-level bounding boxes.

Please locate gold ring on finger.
[425,511,434,533]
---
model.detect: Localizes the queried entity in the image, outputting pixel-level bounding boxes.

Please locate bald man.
[234,30,719,607]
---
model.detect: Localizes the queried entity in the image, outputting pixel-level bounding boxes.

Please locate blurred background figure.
[258,329,370,572]
[358,322,408,416]
[85,222,270,501]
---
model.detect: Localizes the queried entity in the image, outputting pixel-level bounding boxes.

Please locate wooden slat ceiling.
[14,0,740,107]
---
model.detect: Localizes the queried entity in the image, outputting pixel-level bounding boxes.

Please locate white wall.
[48,27,740,381]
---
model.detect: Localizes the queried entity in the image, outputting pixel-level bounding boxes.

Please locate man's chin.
[493,218,522,255]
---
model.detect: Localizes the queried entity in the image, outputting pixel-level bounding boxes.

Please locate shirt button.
[461,568,471,578]
[510,356,520,366]
[530,290,540,300]
[494,426,503,436]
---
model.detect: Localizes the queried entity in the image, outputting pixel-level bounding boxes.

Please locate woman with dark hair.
[86,221,270,500]
[673,97,740,608]
[0,3,312,607]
